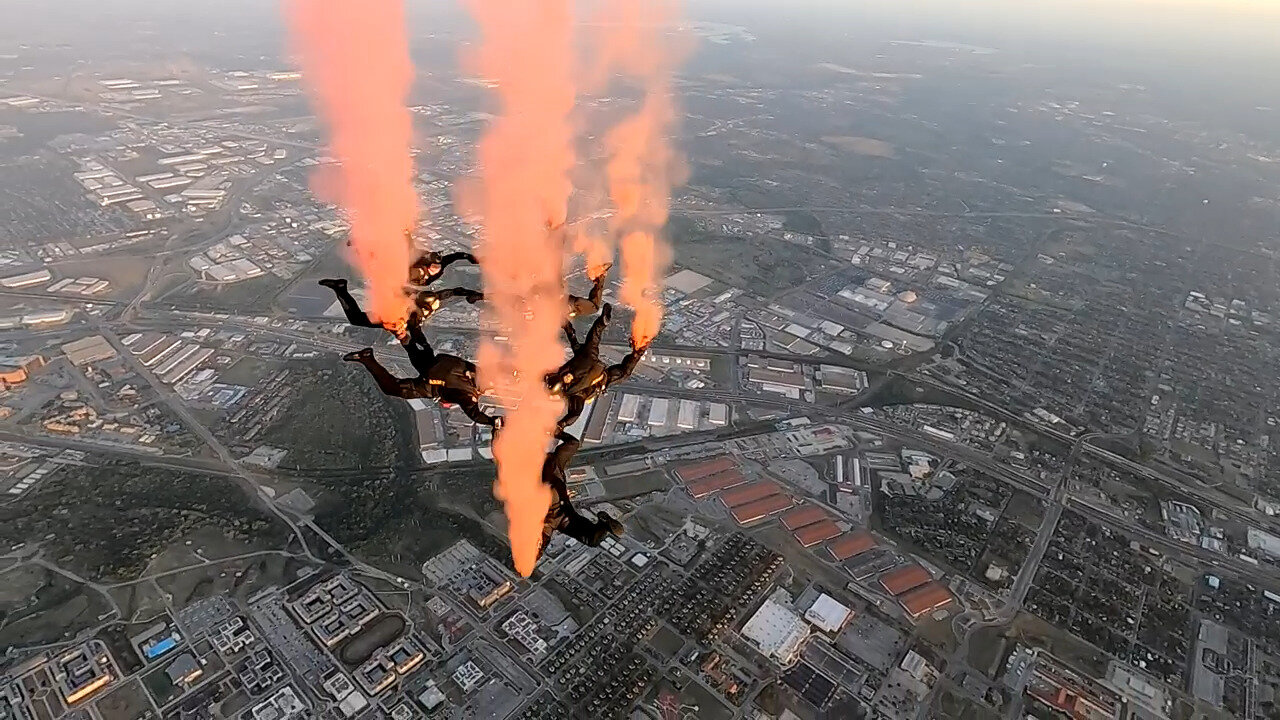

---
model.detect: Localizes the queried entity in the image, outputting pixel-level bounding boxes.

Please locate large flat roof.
[780,505,831,531]
[899,582,953,619]
[880,564,932,596]
[718,480,783,508]
[731,494,793,525]
[686,468,748,499]
[826,532,877,561]
[675,456,736,483]
[794,520,841,548]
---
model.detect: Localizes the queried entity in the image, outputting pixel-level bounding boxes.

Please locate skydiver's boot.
[320,279,377,328]
[598,511,624,537]
[343,348,374,364]
[345,349,403,397]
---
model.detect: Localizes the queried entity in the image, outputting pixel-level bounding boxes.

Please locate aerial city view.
[1,0,1279,718]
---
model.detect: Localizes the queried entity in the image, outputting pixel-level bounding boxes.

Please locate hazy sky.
[692,0,1280,59]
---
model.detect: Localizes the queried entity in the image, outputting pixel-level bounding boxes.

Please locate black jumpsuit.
[346,323,499,427]
[546,306,646,429]
[412,287,483,321]
[534,432,622,565]
[321,279,390,330]
[408,250,478,286]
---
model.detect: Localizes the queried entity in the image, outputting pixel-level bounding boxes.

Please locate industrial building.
[817,365,869,395]
[676,399,698,429]
[880,565,933,596]
[685,468,748,499]
[708,402,729,426]
[803,594,853,633]
[731,494,794,525]
[780,505,832,532]
[647,398,669,427]
[718,480,784,509]
[409,399,443,451]
[746,366,806,399]
[581,391,615,443]
[0,355,44,388]
[794,520,841,548]
[616,394,642,423]
[740,597,810,666]
[675,456,737,484]
[1247,527,1280,559]
[826,532,877,562]
[0,269,52,289]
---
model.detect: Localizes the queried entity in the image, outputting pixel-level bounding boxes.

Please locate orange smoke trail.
[462,0,576,577]
[594,0,685,348]
[571,226,613,280]
[285,0,417,325]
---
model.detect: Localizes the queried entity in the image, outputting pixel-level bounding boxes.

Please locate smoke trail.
[285,0,417,325]
[591,0,686,348]
[462,0,576,577]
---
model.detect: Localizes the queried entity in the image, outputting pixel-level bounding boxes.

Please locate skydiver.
[342,322,502,428]
[533,430,624,565]
[318,278,415,342]
[545,303,649,429]
[501,262,615,323]
[405,230,479,287]
[413,286,484,322]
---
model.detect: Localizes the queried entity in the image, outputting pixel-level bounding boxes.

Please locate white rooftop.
[803,593,852,633]
[741,598,809,665]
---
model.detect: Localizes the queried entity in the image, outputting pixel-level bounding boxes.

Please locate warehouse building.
[61,335,117,367]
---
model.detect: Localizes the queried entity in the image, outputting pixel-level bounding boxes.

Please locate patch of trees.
[0,462,286,582]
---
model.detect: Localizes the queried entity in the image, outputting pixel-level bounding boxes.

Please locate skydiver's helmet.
[419,295,441,313]
[547,371,574,397]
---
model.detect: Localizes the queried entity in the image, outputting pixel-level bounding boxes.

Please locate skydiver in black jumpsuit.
[320,277,482,333]
[318,277,419,344]
[468,263,611,321]
[413,286,484,321]
[403,229,479,287]
[343,320,502,428]
[533,430,624,566]
[545,303,649,429]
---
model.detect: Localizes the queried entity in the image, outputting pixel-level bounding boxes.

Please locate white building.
[647,398,669,427]
[453,661,485,694]
[617,394,642,423]
[677,400,698,429]
[803,594,852,633]
[708,403,729,426]
[741,598,809,666]
[1247,528,1280,559]
[1,269,52,289]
